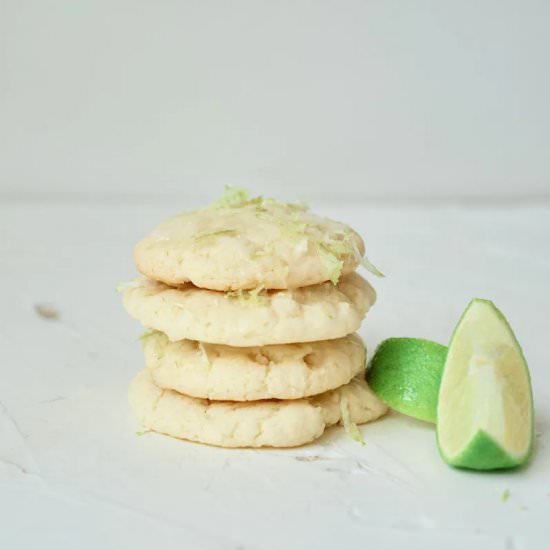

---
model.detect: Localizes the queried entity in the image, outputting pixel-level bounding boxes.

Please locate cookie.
[134,189,365,290]
[143,331,366,401]
[129,370,388,448]
[121,272,376,346]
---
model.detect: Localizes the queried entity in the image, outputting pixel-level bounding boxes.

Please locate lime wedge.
[437,299,534,470]
[367,338,447,423]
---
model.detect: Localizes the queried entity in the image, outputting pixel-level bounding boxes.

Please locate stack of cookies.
[120,188,387,448]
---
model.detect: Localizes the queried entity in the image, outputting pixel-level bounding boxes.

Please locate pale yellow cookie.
[134,190,365,290]
[143,331,366,401]
[122,272,375,346]
[129,370,388,448]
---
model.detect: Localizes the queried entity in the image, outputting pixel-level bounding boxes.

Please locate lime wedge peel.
[436,299,534,470]
[367,338,447,423]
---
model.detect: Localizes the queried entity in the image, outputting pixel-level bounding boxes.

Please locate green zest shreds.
[340,394,365,445]
[225,286,267,307]
[256,197,309,214]
[211,186,251,208]
[501,489,510,502]
[317,231,384,284]
[347,237,385,278]
[139,329,156,343]
[142,331,166,361]
[279,219,309,240]
[209,186,384,283]
[322,236,348,256]
[316,242,344,285]
[211,186,309,213]
[315,232,355,284]
[197,342,211,369]
[360,255,385,278]
[192,229,238,242]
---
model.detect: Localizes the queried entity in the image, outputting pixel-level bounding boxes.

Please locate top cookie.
[134,187,366,290]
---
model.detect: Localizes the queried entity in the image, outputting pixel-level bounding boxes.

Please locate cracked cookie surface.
[129,370,388,448]
[122,272,375,346]
[144,331,366,400]
[134,196,365,290]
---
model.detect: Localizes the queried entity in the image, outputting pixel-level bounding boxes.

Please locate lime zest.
[316,242,344,285]
[225,286,267,307]
[340,394,365,445]
[259,197,309,213]
[211,186,251,208]
[322,237,348,256]
[347,238,385,278]
[315,231,367,284]
[225,289,243,302]
[279,219,309,240]
[141,330,167,361]
[338,233,385,278]
[193,229,238,242]
[248,286,266,306]
[138,329,156,343]
[198,342,211,369]
[500,489,510,502]
[211,187,309,214]
[135,430,149,436]
[360,255,385,278]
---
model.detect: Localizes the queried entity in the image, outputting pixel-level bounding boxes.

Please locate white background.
[1,4,550,550]
[1,0,549,201]
[1,201,549,550]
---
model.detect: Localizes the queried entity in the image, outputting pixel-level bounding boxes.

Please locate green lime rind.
[439,430,528,470]
[436,298,535,471]
[367,337,447,423]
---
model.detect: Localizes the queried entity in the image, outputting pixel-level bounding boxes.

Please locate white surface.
[1,0,549,200]
[1,199,549,549]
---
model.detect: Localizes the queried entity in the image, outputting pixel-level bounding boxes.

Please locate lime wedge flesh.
[437,299,534,470]
[367,338,447,423]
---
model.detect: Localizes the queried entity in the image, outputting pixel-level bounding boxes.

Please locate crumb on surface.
[34,303,60,320]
